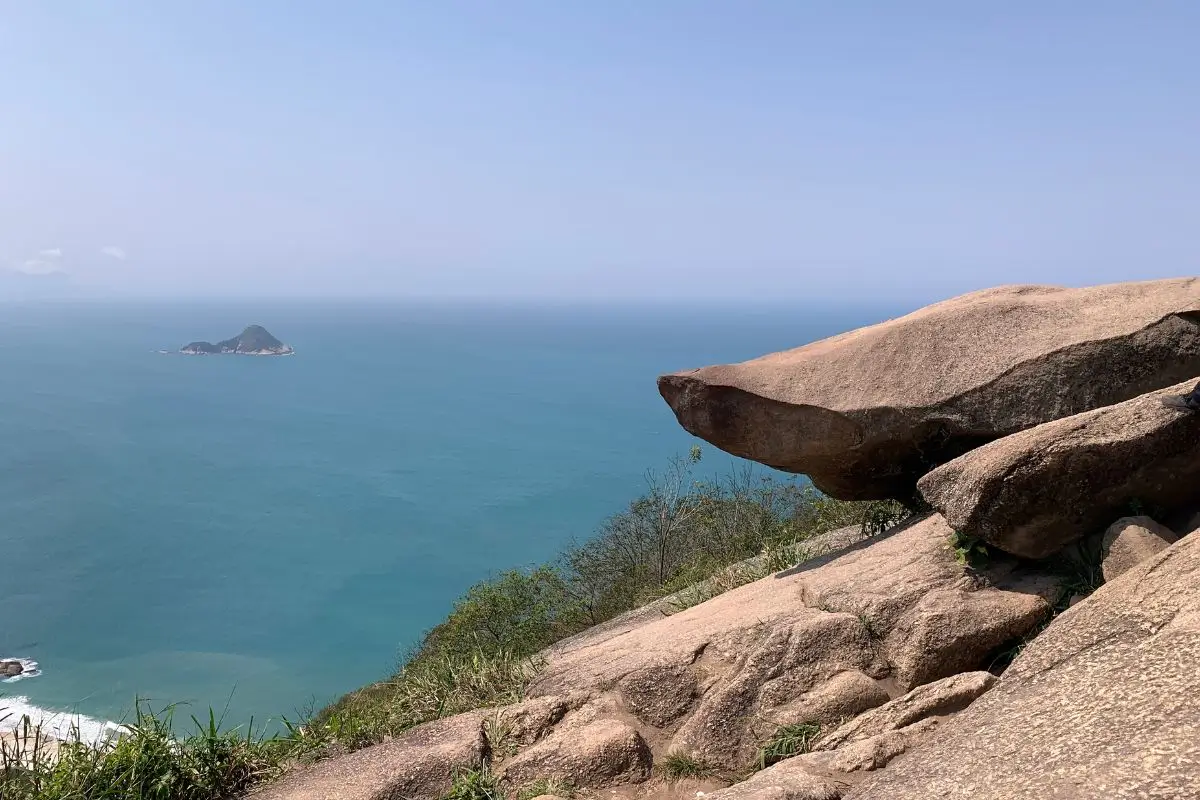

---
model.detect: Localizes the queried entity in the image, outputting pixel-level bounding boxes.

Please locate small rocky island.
[181,325,294,356]
[1,660,25,678]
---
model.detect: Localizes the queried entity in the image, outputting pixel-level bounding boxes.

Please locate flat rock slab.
[919,379,1200,558]
[659,279,1200,499]
[845,531,1200,800]
[251,713,486,800]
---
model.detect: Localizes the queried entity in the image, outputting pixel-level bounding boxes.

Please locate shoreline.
[0,695,122,744]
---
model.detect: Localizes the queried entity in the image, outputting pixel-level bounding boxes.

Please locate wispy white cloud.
[9,247,65,276]
[14,259,65,275]
[100,246,127,260]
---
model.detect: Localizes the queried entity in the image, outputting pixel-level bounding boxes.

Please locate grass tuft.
[756,722,822,769]
[659,752,717,781]
[0,701,292,800]
[310,648,540,753]
[441,767,504,800]
[514,777,575,800]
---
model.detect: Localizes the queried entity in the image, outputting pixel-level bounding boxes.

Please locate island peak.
[181,325,294,356]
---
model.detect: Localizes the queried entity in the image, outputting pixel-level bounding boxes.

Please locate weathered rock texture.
[529,514,1055,771]
[658,279,1200,500]
[845,531,1200,800]
[919,379,1200,558]
[1102,516,1179,582]
[498,719,652,788]
[702,722,939,800]
[251,713,486,800]
[695,675,997,800]
[813,671,996,752]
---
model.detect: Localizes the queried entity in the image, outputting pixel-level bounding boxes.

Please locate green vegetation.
[756,722,823,769]
[949,529,990,567]
[1,450,906,799]
[0,704,290,800]
[659,752,717,781]
[513,777,574,800]
[442,768,504,800]
[311,647,538,753]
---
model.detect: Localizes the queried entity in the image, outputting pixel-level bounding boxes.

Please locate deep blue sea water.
[0,301,891,735]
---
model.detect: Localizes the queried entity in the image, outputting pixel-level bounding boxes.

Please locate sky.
[2,2,1198,303]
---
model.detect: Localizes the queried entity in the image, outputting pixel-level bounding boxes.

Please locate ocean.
[0,300,891,737]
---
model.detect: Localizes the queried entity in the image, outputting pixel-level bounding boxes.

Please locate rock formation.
[918,379,1200,558]
[257,279,1200,800]
[180,325,293,355]
[658,279,1200,500]
[843,529,1200,799]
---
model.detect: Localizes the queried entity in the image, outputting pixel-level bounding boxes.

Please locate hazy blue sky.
[2,2,1198,302]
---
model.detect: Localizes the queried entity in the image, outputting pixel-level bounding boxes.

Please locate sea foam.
[0,657,42,683]
[1,660,121,742]
[0,695,122,743]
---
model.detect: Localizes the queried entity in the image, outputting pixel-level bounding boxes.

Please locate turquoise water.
[0,301,888,733]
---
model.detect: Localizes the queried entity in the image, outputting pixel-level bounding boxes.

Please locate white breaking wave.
[1,662,122,743]
[0,657,41,683]
[0,696,123,743]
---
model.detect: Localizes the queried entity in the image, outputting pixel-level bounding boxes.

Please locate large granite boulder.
[658,279,1200,500]
[919,379,1200,558]
[845,527,1200,799]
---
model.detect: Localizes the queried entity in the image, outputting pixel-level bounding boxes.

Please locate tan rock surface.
[659,279,1200,499]
[701,723,937,800]
[490,695,575,748]
[1101,515,1179,582]
[799,718,939,776]
[919,379,1200,558]
[251,712,486,800]
[845,531,1200,800]
[498,719,652,788]
[617,662,699,728]
[813,671,995,751]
